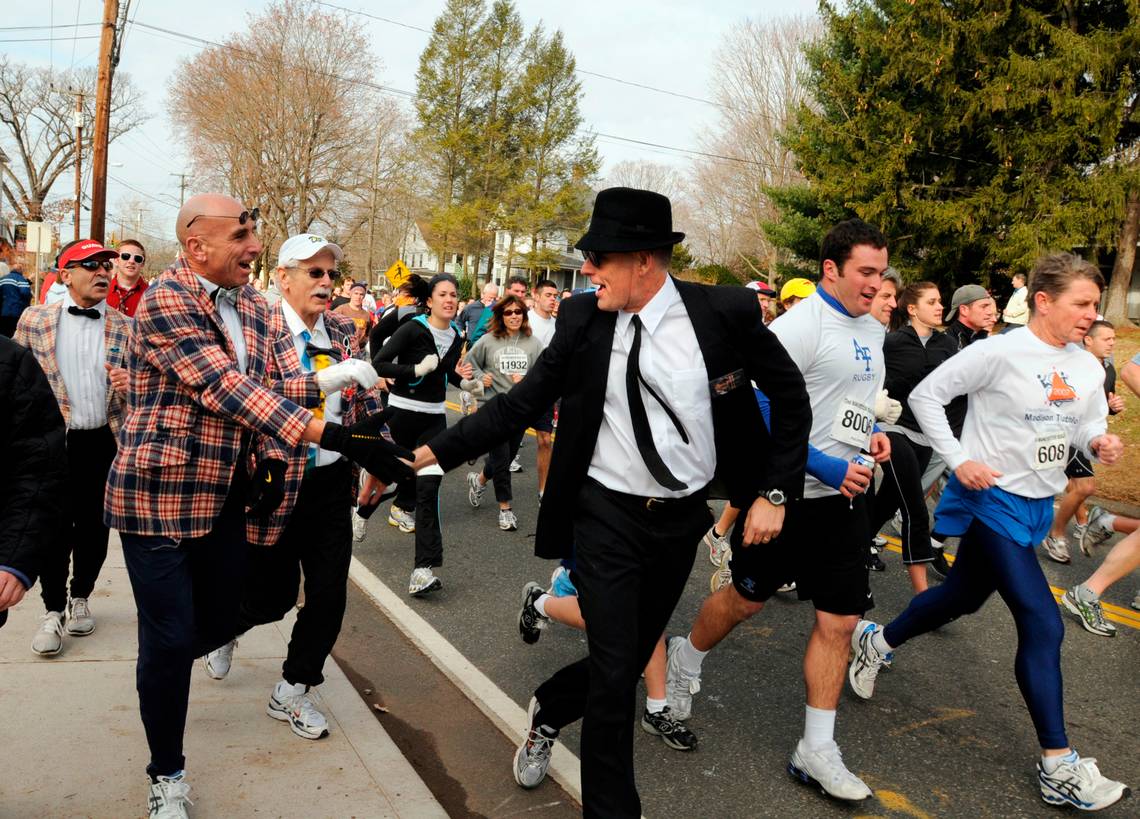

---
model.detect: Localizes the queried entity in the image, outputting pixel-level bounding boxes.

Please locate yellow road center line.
[878,534,1140,630]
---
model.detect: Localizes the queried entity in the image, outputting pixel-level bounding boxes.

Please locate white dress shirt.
[195,274,248,374]
[587,276,716,498]
[57,292,109,430]
[280,300,344,467]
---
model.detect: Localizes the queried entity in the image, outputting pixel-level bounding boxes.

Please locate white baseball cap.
[277,233,344,268]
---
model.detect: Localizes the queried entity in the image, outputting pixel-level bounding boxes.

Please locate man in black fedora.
[409,186,811,816]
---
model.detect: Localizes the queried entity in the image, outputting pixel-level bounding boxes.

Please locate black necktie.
[67,305,100,319]
[626,315,689,491]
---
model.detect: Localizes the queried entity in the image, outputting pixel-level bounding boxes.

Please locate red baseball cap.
[58,240,117,269]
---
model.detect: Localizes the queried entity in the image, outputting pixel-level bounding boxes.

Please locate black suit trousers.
[535,479,711,818]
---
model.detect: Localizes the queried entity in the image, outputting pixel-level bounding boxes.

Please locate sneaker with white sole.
[1079,507,1115,556]
[409,567,442,596]
[499,508,518,531]
[640,706,698,751]
[514,697,557,789]
[703,525,731,567]
[509,456,522,473]
[467,472,486,508]
[1038,753,1129,811]
[148,772,193,819]
[351,511,367,542]
[1042,535,1071,564]
[267,680,329,740]
[204,639,237,680]
[1061,587,1116,637]
[388,505,415,533]
[664,635,701,721]
[31,611,64,656]
[777,581,797,593]
[710,558,733,594]
[518,581,549,644]
[65,597,95,636]
[848,619,891,700]
[1132,589,1140,612]
[788,739,872,801]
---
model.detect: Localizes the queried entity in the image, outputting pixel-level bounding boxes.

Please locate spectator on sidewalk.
[15,239,131,656]
[1002,272,1029,326]
[0,262,33,337]
[107,239,150,318]
[0,336,67,631]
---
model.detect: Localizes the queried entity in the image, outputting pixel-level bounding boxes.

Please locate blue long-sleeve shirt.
[754,388,850,491]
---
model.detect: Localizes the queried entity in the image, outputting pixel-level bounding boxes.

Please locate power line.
[0,35,100,43]
[108,172,180,209]
[0,22,101,30]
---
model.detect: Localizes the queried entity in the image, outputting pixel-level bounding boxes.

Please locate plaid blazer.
[246,308,382,546]
[105,257,317,539]
[13,302,132,435]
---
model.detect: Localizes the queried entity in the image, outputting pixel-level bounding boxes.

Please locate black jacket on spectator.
[942,319,989,437]
[886,326,958,434]
[0,336,67,627]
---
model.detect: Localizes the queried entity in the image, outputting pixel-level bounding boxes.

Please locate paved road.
[341,403,1140,818]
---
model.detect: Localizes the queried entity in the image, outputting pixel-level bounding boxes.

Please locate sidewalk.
[0,536,445,818]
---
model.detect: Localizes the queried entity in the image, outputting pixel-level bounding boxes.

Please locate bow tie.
[67,305,101,320]
[304,343,338,363]
[210,286,241,307]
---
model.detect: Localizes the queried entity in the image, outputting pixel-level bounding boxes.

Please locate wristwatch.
[761,488,787,507]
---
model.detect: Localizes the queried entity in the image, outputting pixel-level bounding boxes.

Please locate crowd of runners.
[0,185,1138,818]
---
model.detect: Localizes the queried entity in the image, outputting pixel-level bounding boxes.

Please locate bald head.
[176,192,263,287]
[176,193,245,247]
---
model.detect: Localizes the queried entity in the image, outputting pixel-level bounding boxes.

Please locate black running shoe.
[868,550,887,572]
[930,546,951,579]
[640,706,698,751]
[518,582,549,644]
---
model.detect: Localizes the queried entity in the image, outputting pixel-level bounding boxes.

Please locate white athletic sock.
[646,697,667,714]
[1100,512,1118,532]
[1042,749,1078,774]
[871,628,893,656]
[1075,584,1099,603]
[534,594,551,617]
[678,634,708,673]
[803,705,837,751]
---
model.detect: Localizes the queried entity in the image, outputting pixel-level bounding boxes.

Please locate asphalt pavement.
[344,401,1140,819]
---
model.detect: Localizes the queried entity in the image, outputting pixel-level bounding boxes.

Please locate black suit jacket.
[430,278,811,559]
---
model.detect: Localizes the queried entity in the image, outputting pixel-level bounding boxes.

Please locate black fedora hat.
[574,187,685,253]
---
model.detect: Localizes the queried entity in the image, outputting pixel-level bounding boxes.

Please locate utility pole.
[364,126,385,289]
[170,173,188,205]
[72,91,85,241]
[89,0,120,242]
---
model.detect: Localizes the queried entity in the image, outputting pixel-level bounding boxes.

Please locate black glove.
[247,458,287,517]
[320,409,414,484]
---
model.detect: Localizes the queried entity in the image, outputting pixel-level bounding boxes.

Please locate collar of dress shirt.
[194,273,221,300]
[615,274,678,339]
[279,298,328,344]
[62,290,107,317]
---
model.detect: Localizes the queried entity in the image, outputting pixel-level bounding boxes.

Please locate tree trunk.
[1103,189,1140,325]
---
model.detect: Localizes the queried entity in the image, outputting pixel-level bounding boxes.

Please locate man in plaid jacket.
[14,239,131,657]
[202,233,383,743]
[105,194,412,819]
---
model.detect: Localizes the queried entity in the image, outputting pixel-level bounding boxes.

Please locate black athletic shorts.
[728,494,873,616]
[532,403,556,434]
[1064,446,1094,480]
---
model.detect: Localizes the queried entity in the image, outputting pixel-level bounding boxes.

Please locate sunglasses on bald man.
[185,207,260,229]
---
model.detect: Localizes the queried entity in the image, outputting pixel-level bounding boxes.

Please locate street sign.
[25,222,52,254]
[385,259,412,288]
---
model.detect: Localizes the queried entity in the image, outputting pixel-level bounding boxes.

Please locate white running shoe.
[710,556,732,594]
[499,508,518,531]
[1042,535,1071,564]
[664,636,701,721]
[509,456,522,473]
[1038,753,1129,811]
[204,639,237,680]
[65,597,95,636]
[31,611,64,656]
[788,739,872,801]
[351,511,367,542]
[777,581,797,593]
[467,472,486,508]
[267,680,329,740]
[1079,507,1115,556]
[703,525,731,567]
[388,505,415,533]
[148,773,193,818]
[459,389,475,415]
[848,619,891,700]
[409,567,442,597]
[514,697,557,789]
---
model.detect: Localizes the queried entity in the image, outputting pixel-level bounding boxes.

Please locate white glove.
[414,354,439,377]
[874,388,903,424]
[315,359,380,394]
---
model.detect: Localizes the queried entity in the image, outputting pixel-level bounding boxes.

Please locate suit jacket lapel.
[42,304,70,420]
[674,279,733,382]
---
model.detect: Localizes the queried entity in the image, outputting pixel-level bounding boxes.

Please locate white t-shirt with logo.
[769,290,885,498]
[909,328,1108,499]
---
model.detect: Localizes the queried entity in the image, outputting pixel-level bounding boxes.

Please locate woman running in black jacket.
[373,274,472,596]
[872,282,957,593]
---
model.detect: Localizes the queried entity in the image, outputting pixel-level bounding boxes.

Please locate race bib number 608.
[1033,429,1068,472]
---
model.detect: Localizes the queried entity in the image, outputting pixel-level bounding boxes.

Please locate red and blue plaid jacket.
[105,257,317,539]
[246,308,381,546]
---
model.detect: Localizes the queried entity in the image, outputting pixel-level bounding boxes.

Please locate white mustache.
[313,288,331,298]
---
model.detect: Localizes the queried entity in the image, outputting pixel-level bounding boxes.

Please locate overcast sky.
[5,0,816,245]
